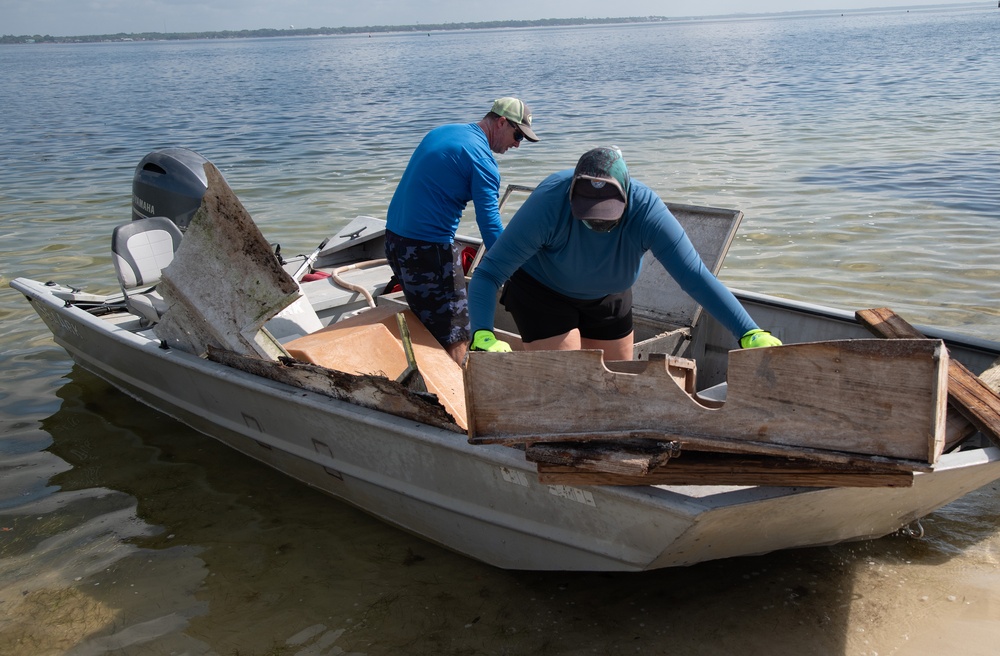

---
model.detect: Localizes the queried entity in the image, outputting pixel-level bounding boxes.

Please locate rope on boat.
[330,258,388,309]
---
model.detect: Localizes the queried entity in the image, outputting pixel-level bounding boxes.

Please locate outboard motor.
[131,147,210,231]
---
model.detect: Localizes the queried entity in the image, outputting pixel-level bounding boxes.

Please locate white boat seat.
[111,217,183,326]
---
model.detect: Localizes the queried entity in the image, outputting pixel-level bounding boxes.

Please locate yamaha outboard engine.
[131,147,210,231]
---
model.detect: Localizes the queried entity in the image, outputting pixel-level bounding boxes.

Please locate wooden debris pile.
[465,309,1000,489]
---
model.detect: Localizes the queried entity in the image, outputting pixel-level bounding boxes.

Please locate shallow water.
[2,5,1000,655]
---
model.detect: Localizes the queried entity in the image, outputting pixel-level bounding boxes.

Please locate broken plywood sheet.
[155,162,300,358]
[284,305,467,431]
[466,339,949,464]
[207,347,463,433]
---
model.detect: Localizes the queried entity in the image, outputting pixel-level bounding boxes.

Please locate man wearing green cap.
[385,97,539,365]
[467,147,782,360]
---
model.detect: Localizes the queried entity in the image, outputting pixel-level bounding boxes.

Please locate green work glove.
[740,328,782,349]
[470,329,511,353]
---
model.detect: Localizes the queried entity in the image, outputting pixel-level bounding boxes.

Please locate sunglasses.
[508,120,524,142]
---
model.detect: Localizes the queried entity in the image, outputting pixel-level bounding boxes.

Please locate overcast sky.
[1,1,979,36]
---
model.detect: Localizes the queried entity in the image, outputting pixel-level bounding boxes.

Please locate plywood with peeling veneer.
[284,305,467,430]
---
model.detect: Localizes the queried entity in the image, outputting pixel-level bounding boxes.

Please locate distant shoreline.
[3,4,983,45]
[2,16,672,44]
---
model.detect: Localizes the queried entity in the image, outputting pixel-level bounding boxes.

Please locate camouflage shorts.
[384,230,470,347]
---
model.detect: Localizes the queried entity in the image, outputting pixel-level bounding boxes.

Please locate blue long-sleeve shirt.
[386,123,504,248]
[468,169,759,340]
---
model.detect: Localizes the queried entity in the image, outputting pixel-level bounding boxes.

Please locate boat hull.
[14,276,1000,571]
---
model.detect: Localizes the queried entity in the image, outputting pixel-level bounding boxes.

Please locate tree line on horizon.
[1,16,670,44]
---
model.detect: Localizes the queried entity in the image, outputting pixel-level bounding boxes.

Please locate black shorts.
[384,230,470,347]
[500,268,633,343]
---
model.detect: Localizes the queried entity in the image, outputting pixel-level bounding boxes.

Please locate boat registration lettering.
[37,304,81,339]
[548,485,596,507]
[499,467,529,487]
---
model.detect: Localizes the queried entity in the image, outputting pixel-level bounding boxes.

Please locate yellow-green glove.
[740,328,782,349]
[470,329,511,352]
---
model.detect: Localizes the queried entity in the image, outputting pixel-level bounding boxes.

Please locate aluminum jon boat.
[11,148,1000,571]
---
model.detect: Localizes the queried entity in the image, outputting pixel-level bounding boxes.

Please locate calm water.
[2,5,1000,655]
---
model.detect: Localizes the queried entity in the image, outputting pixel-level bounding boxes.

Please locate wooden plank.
[526,440,681,476]
[535,459,914,488]
[483,428,931,472]
[633,327,690,361]
[466,339,949,463]
[948,364,1000,449]
[857,308,1000,450]
[526,433,920,489]
[855,307,925,340]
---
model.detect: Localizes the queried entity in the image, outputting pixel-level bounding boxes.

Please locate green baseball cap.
[570,147,630,223]
[491,97,539,142]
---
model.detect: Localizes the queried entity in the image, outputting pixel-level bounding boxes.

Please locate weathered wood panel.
[857,307,1000,450]
[155,162,299,358]
[466,339,948,463]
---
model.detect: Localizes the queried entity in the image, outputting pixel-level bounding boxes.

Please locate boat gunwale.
[732,287,1000,360]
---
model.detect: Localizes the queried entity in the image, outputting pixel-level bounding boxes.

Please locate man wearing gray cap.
[385,97,539,364]
[467,146,781,359]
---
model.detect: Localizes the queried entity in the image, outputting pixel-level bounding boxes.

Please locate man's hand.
[740,328,782,349]
[470,329,512,352]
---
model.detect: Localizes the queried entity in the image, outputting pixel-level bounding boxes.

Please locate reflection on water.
[1,368,997,654]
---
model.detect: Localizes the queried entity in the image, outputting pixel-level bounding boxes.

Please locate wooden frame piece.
[857,307,1000,450]
[466,339,949,464]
